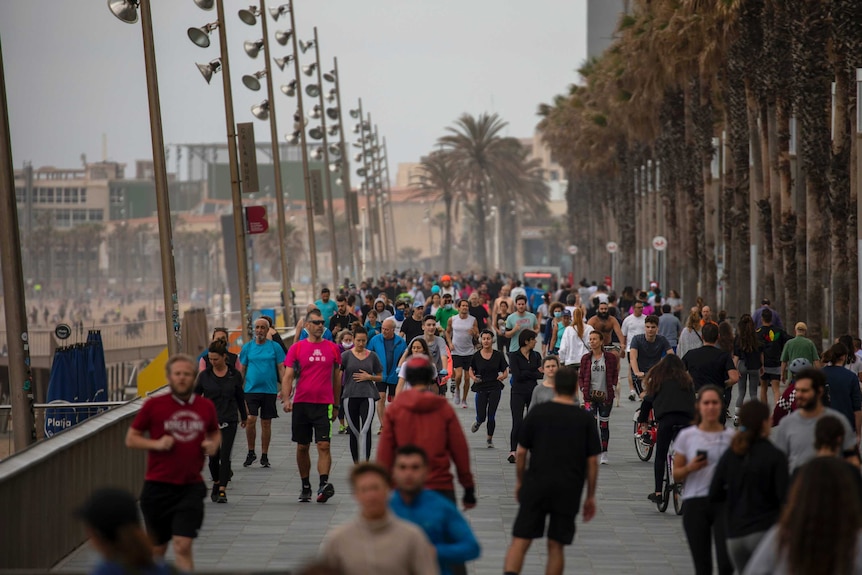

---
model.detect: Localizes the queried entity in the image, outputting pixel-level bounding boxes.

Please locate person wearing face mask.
[329,295,359,337]
[392,300,409,333]
[334,330,355,434]
[436,293,459,334]
[543,303,565,355]
[373,297,393,323]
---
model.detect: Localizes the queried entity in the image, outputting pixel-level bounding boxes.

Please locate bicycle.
[633,408,655,462]
[657,426,684,515]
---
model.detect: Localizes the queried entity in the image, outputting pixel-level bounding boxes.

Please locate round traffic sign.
[606,241,619,254]
[652,236,668,251]
[54,324,72,340]
[567,244,579,255]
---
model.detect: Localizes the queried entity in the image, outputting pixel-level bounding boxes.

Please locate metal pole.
[137,0,182,355]
[373,127,391,268]
[215,0,252,339]
[312,28,339,289]
[0,36,35,450]
[361,206,367,279]
[259,0,293,326]
[357,99,378,279]
[381,137,397,261]
[369,119,386,272]
[288,0,319,290]
[333,57,358,280]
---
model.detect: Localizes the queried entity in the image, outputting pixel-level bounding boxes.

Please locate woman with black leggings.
[469,329,509,449]
[507,329,542,464]
[195,340,247,503]
[340,326,383,463]
[637,354,696,503]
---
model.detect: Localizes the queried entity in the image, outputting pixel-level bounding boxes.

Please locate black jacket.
[508,349,542,393]
[195,367,247,424]
[708,438,788,537]
[638,378,695,422]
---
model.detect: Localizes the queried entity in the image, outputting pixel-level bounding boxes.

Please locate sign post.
[567,245,578,280]
[606,242,619,290]
[237,122,259,194]
[652,236,668,290]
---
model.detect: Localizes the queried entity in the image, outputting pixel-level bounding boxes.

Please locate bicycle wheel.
[658,457,670,512]
[634,421,653,461]
[673,483,683,515]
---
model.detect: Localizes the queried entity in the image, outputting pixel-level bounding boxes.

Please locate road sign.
[606,241,619,254]
[652,235,668,251]
[237,122,259,194]
[54,324,71,340]
[245,205,269,235]
[567,244,578,255]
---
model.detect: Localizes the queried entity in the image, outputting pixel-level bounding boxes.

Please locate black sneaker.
[298,487,313,502]
[647,493,663,504]
[486,438,494,449]
[507,452,516,464]
[449,381,456,393]
[260,454,270,468]
[217,490,227,504]
[210,484,219,502]
[317,483,335,503]
[243,451,257,467]
[471,421,480,433]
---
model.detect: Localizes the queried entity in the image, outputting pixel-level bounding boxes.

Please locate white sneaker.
[628,390,637,401]
[454,396,461,406]
[600,453,609,465]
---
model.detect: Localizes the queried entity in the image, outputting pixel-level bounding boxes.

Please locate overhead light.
[309,127,324,140]
[357,168,367,177]
[107,0,139,24]
[299,40,315,54]
[326,107,338,121]
[251,100,270,120]
[274,54,294,71]
[325,90,336,103]
[280,80,297,96]
[306,84,320,98]
[237,6,260,25]
[328,144,341,156]
[329,161,341,172]
[275,30,292,45]
[349,109,360,119]
[188,22,218,48]
[194,0,214,9]
[269,4,290,20]
[285,131,301,145]
[293,112,308,129]
[310,105,322,119]
[323,70,336,83]
[327,125,339,136]
[353,153,362,162]
[352,124,361,134]
[352,142,364,149]
[311,147,324,160]
[195,59,222,84]
[242,70,266,91]
[244,39,264,58]
[302,63,316,76]
[335,177,343,186]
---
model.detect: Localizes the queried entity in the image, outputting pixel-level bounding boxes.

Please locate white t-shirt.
[621,314,646,352]
[397,360,438,391]
[673,426,735,500]
[845,358,862,379]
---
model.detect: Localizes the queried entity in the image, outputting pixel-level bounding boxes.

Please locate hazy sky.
[0,1,587,179]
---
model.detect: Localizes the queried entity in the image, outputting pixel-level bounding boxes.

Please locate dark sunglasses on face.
[308,320,326,326]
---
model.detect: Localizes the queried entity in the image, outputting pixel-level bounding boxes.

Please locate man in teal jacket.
[390,444,481,575]
[367,318,407,432]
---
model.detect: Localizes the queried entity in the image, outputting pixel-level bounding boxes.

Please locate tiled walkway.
[56,385,693,574]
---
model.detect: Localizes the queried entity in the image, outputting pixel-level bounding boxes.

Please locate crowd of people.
[73,272,862,575]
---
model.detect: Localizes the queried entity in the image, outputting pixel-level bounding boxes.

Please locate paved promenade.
[56,386,693,574]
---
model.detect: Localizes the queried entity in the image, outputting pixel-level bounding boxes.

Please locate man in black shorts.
[503,366,600,575]
[126,354,220,571]
[239,317,286,468]
[282,309,342,502]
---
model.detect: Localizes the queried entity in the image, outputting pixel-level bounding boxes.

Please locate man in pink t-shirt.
[283,308,342,503]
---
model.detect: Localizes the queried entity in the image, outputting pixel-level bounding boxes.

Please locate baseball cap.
[562,309,572,318]
[788,357,812,375]
[441,274,452,282]
[404,355,435,385]
[795,322,808,332]
[413,301,424,309]
[75,488,139,541]
[596,293,609,304]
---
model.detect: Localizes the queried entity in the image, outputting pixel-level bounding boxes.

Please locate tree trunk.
[830,65,852,337]
[473,188,488,272]
[443,195,453,273]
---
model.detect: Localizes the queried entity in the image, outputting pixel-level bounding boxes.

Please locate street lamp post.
[331,57,358,280]
[0,36,35,450]
[356,99,378,278]
[370,126,390,266]
[381,136,397,260]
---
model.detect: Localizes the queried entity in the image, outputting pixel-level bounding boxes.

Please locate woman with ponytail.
[708,400,788,573]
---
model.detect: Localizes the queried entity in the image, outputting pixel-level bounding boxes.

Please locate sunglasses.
[308,320,326,326]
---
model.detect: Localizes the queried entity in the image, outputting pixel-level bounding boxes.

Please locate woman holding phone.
[673,385,735,575]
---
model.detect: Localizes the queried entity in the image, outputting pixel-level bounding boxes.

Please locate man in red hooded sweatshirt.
[377,355,476,510]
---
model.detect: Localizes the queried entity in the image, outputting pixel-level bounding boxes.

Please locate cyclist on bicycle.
[637,354,696,504]
[630,315,674,396]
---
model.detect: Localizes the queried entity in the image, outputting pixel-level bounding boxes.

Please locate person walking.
[391,445,482,575]
[683,323,739,393]
[732,314,763,426]
[672,385,735,575]
[125,354,220,572]
[194,340,247,504]
[744,457,862,574]
[529,355,560,410]
[638,354,696,503]
[504,295,538,354]
[340,326,383,463]
[239,317,286,469]
[708,400,789,573]
[821,342,862,433]
[197,327,241,372]
[507,330,542,464]
[377,355,476,509]
[367,318,407,432]
[658,304,682,351]
[558,307,593,382]
[468,329,509,449]
[319,463,438,575]
[282,309,343,503]
[756,309,790,405]
[677,309,704,360]
[779,322,821,382]
[447,298,479,408]
[579,331,619,464]
[503,366,600,575]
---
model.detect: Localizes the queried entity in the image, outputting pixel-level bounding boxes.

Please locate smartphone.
[696,449,708,461]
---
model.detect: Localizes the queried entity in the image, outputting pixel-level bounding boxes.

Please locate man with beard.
[587,301,624,352]
[772,368,860,473]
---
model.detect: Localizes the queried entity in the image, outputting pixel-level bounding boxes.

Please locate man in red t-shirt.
[126,354,220,571]
[282,308,342,503]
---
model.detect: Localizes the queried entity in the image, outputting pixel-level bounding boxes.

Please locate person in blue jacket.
[367,318,407,434]
[390,444,481,575]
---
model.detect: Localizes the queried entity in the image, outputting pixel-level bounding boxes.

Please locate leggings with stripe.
[344,397,376,463]
[589,402,612,452]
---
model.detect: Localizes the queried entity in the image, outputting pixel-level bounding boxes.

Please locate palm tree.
[411,150,460,272]
[398,247,422,269]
